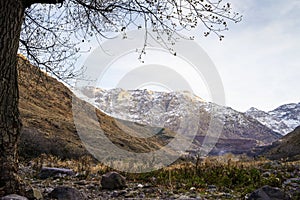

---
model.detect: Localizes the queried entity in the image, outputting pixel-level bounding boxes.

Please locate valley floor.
[16,155,300,200]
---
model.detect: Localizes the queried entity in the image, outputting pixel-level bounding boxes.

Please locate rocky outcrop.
[261,126,300,161]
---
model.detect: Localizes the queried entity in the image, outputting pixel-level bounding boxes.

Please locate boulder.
[1,194,28,200]
[48,186,86,200]
[248,185,291,200]
[38,167,74,179]
[101,171,126,190]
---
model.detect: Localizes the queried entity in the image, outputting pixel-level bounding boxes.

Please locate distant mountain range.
[246,103,300,135]
[77,87,299,156]
[17,55,300,160]
[18,56,176,161]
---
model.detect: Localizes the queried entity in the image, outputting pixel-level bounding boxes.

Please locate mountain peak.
[76,87,281,156]
[247,107,260,112]
[246,103,300,135]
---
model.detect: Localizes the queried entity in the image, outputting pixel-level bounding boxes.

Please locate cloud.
[75,0,299,112]
[195,0,300,111]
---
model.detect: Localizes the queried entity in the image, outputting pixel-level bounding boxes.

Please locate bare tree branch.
[19,0,242,82]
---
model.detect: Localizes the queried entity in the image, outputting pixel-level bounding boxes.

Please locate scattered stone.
[124,190,139,198]
[262,171,271,177]
[143,187,160,194]
[222,193,233,198]
[38,167,74,179]
[101,171,126,190]
[48,186,87,200]
[283,177,300,197]
[208,185,217,189]
[207,185,217,193]
[248,185,291,200]
[25,188,43,200]
[1,194,28,200]
[111,190,127,198]
[269,161,281,168]
[188,193,198,198]
[283,177,300,187]
[142,183,153,188]
[177,194,191,199]
[73,180,87,186]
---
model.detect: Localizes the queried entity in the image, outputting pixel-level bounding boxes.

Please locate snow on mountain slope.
[246,103,300,135]
[245,107,291,135]
[269,103,300,131]
[77,87,280,150]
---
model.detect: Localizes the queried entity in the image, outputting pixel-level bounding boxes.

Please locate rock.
[283,177,300,198]
[101,172,126,190]
[38,167,74,179]
[222,193,234,198]
[283,177,300,187]
[25,188,43,200]
[248,185,291,200]
[1,194,28,200]
[124,190,139,198]
[177,194,191,199]
[48,186,87,200]
[207,185,217,193]
[262,172,271,177]
[111,190,127,198]
[208,185,217,189]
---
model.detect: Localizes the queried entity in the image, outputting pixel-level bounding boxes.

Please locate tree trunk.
[0,0,25,196]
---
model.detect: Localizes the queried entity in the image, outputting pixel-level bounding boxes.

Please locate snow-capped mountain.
[269,103,300,131]
[245,103,300,135]
[245,107,291,135]
[77,87,281,155]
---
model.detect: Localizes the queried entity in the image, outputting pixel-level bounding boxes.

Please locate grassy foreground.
[22,154,300,199]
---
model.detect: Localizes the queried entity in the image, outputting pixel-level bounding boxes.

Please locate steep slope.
[269,103,300,131]
[78,87,281,155]
[246,103,300,135]
[17,56,175,159]
[262,126,300,161]
[245,107,291,135]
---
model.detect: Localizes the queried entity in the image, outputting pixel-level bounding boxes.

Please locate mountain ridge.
[17,56,176,160]
[246,103,300,135]
[77,87,282,156]
[261,126,300,161]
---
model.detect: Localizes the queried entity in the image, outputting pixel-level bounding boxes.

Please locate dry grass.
[24,153,300,199]
[17,56,176,159]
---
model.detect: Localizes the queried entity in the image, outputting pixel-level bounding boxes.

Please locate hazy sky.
[78,0,299,112]
[195,0,300,111]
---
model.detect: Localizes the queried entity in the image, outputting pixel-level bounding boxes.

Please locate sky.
[194,0,300,111]
[77,0,300,112]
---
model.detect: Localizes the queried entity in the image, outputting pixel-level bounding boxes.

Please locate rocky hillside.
[77,87,281,156]
[17,56,175,159]
[262,126,300,161]
[246,103,300,135]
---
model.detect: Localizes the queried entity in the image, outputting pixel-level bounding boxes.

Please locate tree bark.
[0,0,25,196]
